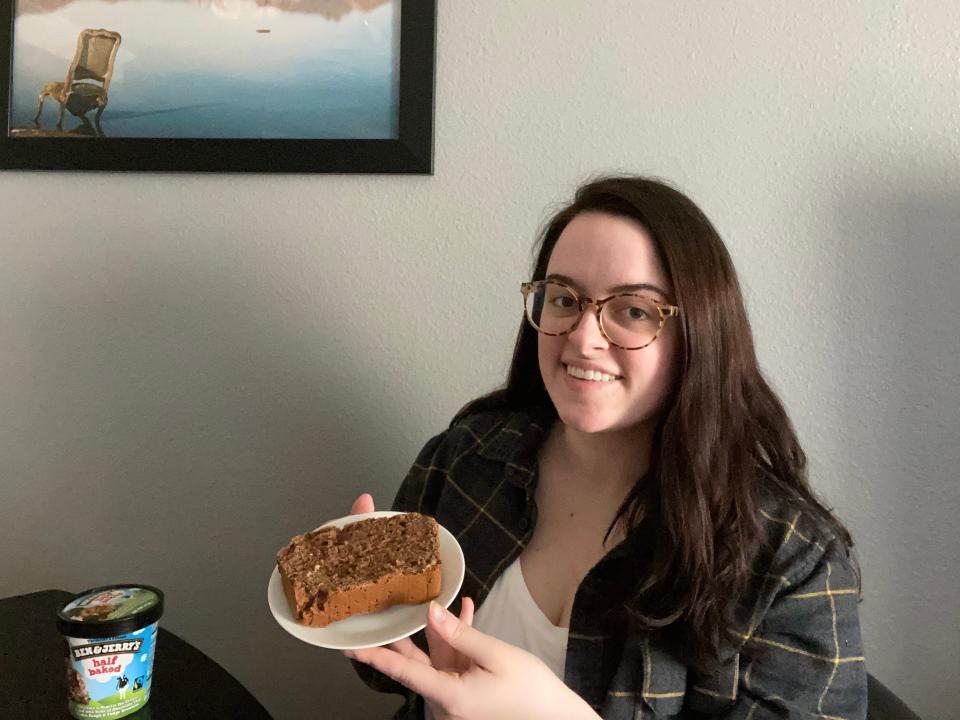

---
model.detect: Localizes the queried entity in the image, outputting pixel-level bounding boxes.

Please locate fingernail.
[344,650,356,659]
[430,601,448,623]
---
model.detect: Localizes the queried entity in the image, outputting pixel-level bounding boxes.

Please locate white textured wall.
[2,2,958,718]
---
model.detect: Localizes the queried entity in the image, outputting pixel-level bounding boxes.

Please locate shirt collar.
[474,404,556,488]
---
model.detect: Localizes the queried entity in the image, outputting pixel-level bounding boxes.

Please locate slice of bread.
[277,512,442,628]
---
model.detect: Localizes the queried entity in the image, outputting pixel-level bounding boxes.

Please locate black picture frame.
[0,0,436,174]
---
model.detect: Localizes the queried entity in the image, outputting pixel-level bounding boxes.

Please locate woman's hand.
[344,494,477,675]
[346,601,599,720]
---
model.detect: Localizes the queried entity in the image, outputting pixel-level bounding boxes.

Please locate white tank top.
[423,557,569,720]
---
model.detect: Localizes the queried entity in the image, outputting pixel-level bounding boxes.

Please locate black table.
[0,590,272,719]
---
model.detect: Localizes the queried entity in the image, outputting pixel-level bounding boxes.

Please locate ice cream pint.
[57,585,164,720]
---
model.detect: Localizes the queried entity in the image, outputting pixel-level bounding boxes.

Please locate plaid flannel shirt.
[352,407,867,719]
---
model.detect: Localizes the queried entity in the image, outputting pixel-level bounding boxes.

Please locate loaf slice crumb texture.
[277,512,442,627]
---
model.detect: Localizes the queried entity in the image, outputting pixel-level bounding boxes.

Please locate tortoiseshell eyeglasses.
[521,279,679,350]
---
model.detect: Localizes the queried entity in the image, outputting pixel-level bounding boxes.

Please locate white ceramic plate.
[268,510,465,650]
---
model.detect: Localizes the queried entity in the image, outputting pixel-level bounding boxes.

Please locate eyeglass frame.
[520,279,680,350]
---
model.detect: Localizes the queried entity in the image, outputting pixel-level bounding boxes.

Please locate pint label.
[64,623,157,720]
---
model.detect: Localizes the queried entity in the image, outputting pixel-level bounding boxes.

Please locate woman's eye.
[625,306,648,320]
[551,296,575,308]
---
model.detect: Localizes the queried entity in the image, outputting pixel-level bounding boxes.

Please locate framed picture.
[0,0,435,173]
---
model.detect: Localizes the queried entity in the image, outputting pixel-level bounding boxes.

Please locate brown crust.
[279,562,441,627]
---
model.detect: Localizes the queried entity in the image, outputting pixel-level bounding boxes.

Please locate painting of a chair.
[33,29,121,136]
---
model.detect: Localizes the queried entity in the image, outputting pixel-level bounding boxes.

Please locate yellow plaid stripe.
[760,509,827,551]
[817,563,841,713]
[787,588,857,600]
[608,689,685,698]
[743,634,865,664]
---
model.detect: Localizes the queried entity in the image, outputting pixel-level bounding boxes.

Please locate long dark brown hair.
[456,175,855,671]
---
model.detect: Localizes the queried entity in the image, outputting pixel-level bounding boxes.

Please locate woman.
[345,176,867,719]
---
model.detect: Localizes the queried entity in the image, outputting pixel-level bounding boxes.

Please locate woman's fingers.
[426,601,511,672]
[385,637,432,666]
[350,493,375,515]
[425,597,476,673]
[346,646,455,708]
[425,614,452,669]
[343,637,430,668]
[455,597,475,671]
[460,596,475,627]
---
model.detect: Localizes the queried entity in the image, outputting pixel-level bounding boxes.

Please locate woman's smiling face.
[538,211,680,435]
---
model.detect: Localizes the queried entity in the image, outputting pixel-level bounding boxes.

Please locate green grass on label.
[96,691,146,706]
[73,690,147,714]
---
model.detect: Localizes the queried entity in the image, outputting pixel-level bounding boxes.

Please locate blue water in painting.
[10,0,399,138]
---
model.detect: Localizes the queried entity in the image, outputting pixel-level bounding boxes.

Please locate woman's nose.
[568,305,609,350]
